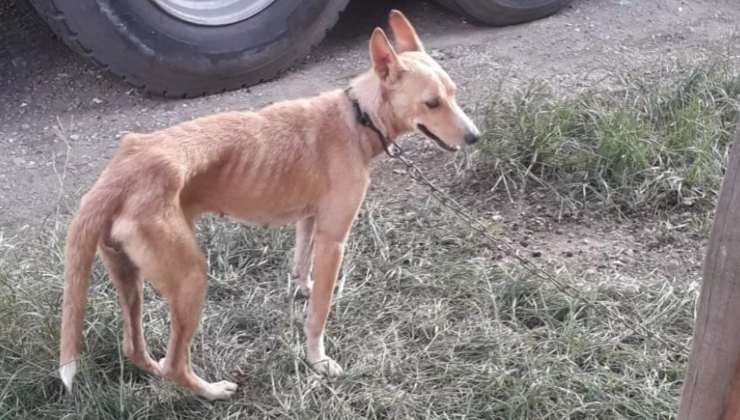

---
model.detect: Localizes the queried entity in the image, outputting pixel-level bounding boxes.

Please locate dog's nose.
[464,132,480,145]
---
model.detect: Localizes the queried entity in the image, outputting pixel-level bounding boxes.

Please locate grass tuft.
[478,64,740,212]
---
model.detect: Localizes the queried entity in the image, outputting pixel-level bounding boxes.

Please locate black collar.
[345,88,394,157]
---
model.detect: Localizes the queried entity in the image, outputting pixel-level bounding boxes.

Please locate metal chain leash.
[385,144,688,354]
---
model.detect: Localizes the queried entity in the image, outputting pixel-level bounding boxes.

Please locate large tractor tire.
[437,0,567,26]
[28,0,350,97]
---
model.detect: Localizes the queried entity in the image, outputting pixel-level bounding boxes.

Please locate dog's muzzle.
[417,124,459,152]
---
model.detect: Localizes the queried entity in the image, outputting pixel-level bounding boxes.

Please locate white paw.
[158,357,168,372]
[309,357,344,377]
[202,380,238,401]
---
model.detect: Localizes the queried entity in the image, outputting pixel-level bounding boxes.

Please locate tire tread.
[436,0,568,26]
[28,0,350,97]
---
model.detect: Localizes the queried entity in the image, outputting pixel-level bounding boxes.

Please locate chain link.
[386,144,687,354]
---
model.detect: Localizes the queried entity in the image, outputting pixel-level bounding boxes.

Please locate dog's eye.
[425,98,440,109]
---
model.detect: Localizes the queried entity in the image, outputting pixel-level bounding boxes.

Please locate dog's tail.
[59,188,117,392]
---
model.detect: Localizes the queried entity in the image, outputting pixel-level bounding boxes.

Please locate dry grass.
[1,200,694,419]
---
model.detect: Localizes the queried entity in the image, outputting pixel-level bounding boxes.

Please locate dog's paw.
[201,380,238,401]
[158,357,169,373]
[141,356,163,376]
[310,357,344,377]
[290,272,313,300]
[295,284,312,300]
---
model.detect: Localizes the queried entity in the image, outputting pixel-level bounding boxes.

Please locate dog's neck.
[347,72,408,160]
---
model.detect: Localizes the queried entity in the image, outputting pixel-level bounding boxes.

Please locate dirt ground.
[1,0,738,280]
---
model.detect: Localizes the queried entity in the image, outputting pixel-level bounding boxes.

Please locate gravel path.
[1,0,738,232]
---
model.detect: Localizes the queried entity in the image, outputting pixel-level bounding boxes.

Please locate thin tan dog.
[59,10,480,400]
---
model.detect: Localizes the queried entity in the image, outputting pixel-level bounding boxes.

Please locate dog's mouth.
[417,124,459,152]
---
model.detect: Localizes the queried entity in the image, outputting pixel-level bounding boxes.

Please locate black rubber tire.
[27,0,350,97]
[436,0,567,26]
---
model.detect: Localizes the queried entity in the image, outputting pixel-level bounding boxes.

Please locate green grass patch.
[478,64,740,212]
[0,200,694,418]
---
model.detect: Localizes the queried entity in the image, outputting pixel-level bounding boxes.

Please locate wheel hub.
[151,0,277,26]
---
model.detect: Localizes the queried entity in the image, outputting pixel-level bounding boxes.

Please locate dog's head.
[369,10,480,152]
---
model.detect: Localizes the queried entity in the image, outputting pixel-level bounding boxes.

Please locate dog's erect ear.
[369,27,400,80]
[388,9,424,53]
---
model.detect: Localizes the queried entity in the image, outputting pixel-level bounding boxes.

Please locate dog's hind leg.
[100,243,160,376]
[292,216,315,297]
[120,216,237,400]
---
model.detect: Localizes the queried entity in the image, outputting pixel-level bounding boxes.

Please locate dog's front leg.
[304,235,346,376]
[292,216,315,297]
[304,190,365,376]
